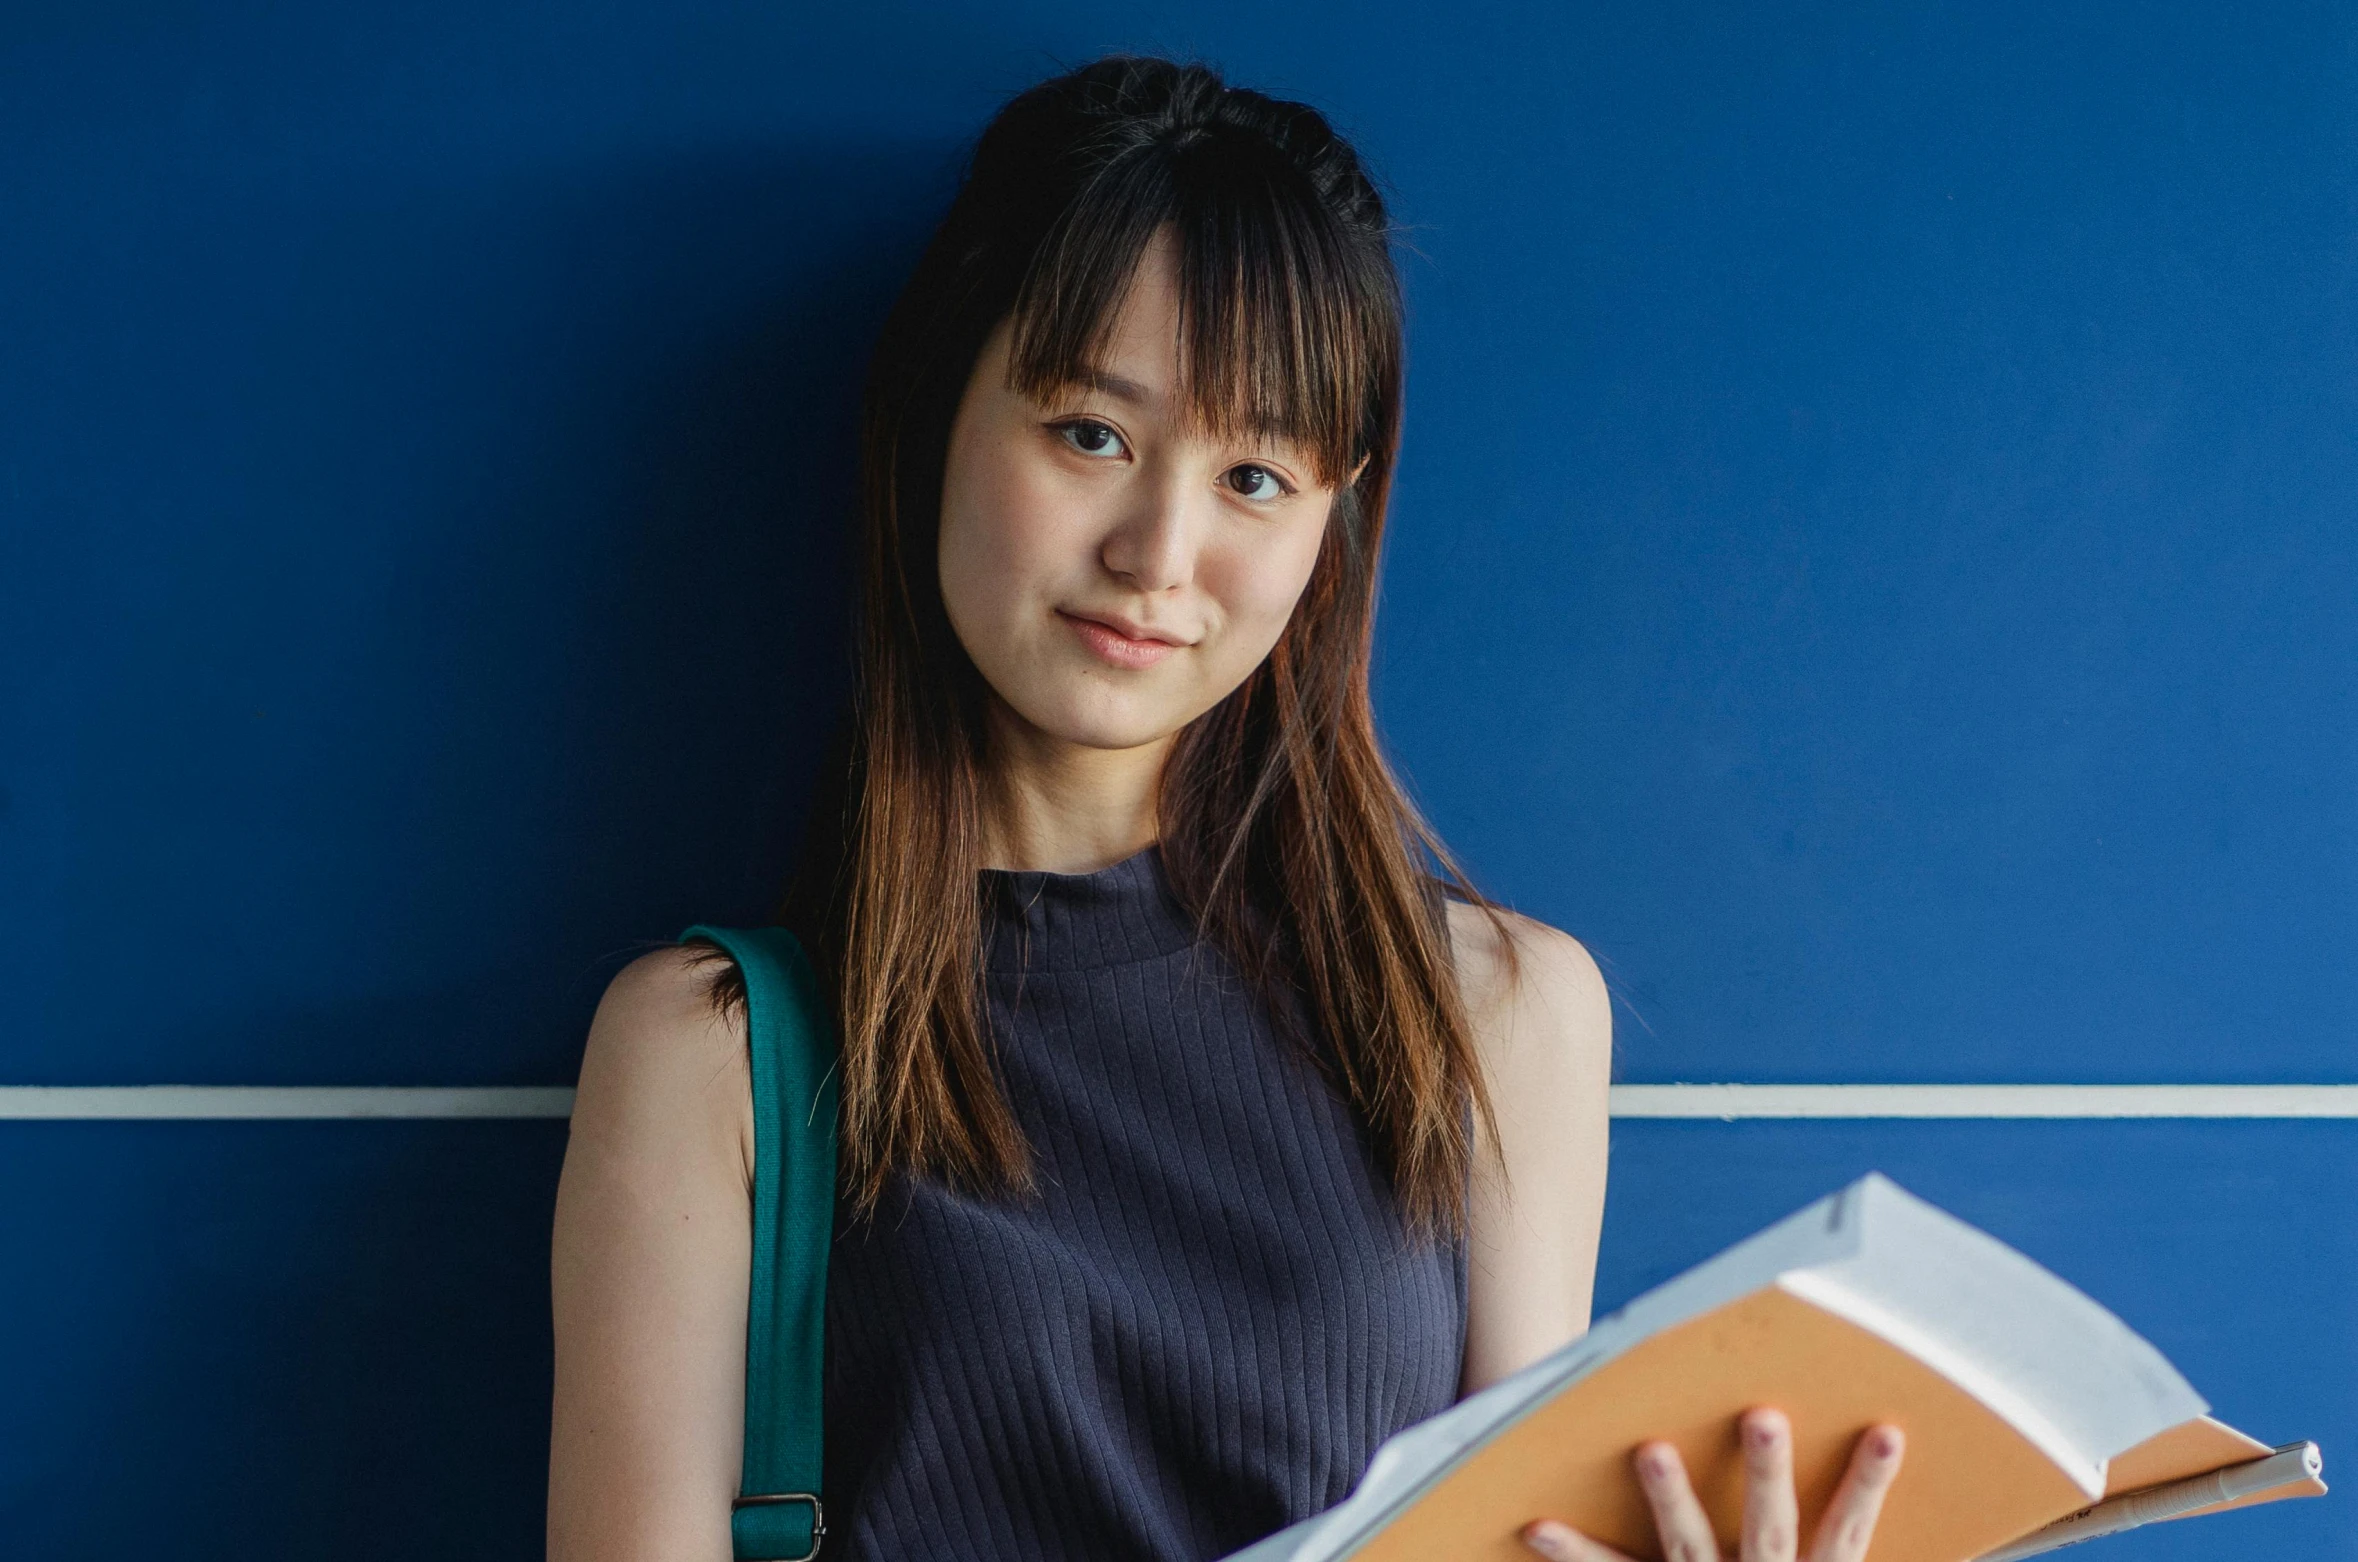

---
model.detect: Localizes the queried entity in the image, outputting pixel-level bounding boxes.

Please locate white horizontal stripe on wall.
[1,1084,2355,1120]
[1610,1084,2358,1118]
[0,1086,578,1119]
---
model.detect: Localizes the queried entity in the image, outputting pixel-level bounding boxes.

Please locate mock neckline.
[979,843,1200,972]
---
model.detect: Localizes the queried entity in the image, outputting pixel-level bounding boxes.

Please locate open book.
[1222,1174,2324,1562]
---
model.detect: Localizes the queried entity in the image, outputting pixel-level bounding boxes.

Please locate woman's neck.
[978,699,1169,874]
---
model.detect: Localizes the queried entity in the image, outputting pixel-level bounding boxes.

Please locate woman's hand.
[1520,1408,1906,1562]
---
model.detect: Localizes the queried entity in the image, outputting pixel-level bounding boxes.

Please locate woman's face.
[937,230,1352,755]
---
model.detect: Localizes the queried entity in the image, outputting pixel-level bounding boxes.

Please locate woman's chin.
[1003,690,1193,755]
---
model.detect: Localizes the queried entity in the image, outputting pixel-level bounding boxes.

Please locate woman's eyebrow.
[1072,363,1155,406]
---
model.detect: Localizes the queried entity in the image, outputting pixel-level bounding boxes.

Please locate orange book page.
[1344,1287,2093,1562]
[2103,1415,2268,1492]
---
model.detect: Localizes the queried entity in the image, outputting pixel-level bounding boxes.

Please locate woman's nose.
[1097,469,1199,593]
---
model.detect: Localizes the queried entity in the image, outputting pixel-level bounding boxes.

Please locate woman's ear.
[1344,452,1372,490]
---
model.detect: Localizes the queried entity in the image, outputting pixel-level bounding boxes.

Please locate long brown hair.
[695,53,1519,1239]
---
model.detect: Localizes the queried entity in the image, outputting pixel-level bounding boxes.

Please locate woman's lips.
[1059,610,1181,670]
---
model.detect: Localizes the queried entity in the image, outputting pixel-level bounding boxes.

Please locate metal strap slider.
[731,1491,825,1562]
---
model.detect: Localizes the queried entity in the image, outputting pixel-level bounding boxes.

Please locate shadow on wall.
[1,1119,571,1557]
[141,141,964,1088]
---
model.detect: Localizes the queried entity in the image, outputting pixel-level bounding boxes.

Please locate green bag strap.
[676,923,840,1562]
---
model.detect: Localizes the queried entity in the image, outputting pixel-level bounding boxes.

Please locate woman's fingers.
[1521,1518,1641,1562]
[1738,1407,1799,1562]
[1632,1440,1722,1562]
[1533,1416,1899,1562]
[1804,1424,1906,1562]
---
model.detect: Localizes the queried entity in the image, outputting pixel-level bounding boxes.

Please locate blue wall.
[3,1,2348,1555]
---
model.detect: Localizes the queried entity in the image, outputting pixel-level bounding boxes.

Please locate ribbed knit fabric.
[818,843,1468,1561]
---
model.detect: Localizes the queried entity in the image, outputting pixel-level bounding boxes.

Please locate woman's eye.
[1056,418,1127,458]
[1224,463,1293,502]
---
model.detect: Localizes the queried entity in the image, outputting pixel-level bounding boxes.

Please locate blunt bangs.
[1001,127,1395,490]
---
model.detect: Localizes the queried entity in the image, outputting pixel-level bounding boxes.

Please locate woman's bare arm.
[1451,901,1614,1397]
[548,945,760,1561]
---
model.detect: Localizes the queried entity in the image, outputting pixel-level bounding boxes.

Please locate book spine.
[1974,1443,2324,1562]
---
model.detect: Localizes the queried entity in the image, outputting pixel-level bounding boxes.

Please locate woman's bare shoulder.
[569,942,756,1194]
[1444,897,1610,1043]
[592,939,746,1040]
[1444,895,1613,1145]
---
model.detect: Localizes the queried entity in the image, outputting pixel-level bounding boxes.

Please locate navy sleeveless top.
[818,843,1469,1560]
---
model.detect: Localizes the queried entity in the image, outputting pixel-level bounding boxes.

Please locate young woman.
[547,53,1902,1562]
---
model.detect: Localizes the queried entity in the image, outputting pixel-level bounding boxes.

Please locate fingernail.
[1522,1520,1571,1558]
[1870,1427,1902,1458]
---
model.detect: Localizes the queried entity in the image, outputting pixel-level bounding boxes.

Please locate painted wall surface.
[3,2,2349,1556]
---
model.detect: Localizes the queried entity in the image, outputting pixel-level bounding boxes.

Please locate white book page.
[1780,1176,2205,1495]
